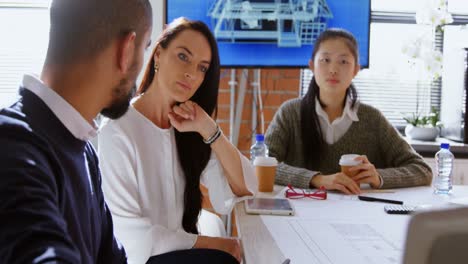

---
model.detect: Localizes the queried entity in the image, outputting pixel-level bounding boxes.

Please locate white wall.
[137,0,164,84]
[150,0,164,38]
[440,26,468,139]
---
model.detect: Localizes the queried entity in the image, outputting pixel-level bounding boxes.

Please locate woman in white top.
[98,18,257,264]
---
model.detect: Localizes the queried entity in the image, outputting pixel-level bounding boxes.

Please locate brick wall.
[201,68,301,235]
[217,68,301,156]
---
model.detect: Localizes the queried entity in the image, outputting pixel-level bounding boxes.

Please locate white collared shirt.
[315,97,359,144]
[22,74,97,141]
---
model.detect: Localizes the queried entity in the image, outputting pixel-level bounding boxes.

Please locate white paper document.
[261,216,409,264]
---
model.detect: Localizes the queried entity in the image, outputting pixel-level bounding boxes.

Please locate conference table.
[235,185,468,264]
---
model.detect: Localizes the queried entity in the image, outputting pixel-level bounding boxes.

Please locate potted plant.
[403,107,442,141]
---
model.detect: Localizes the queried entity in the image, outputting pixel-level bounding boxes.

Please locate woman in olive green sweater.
[265,29,432,194]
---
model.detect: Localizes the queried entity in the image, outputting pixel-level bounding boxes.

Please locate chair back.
[403,207,468,264]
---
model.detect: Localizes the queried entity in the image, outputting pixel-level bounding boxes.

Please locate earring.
[154,63,159,73]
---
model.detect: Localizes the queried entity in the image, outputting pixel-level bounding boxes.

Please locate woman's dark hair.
[138,17,220,234]
[301,28,359,169]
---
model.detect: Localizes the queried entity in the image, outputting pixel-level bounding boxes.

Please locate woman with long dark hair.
[265,28,432,194]
[99,18,256,264]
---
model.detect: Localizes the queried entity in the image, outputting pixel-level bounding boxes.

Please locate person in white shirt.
[98,17,257,264]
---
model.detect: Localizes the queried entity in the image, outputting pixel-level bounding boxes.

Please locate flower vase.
[405,125,439,141]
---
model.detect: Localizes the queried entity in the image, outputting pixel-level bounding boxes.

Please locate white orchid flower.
[422,50,443,79]
[415,0,453,27]
[405,0,453,80]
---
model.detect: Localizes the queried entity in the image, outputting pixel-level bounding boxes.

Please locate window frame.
[0,1,50,8]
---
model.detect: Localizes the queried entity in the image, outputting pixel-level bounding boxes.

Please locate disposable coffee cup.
[339,154,362,177]
[253,156,278,192]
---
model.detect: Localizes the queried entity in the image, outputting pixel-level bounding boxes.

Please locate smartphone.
[244,198,295,216]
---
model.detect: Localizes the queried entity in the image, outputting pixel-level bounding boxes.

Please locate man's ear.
[117,32,137,73]
[308,59,314,74]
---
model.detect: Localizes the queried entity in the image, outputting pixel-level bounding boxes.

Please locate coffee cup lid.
[254,156,278,166]
[339,154,362,166]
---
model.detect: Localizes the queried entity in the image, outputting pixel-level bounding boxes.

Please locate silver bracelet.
[203,125,222,144]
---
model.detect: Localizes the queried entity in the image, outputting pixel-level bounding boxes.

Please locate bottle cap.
[440,143,450,149]
[255,134,264,142]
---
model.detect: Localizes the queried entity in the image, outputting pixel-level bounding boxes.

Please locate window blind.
[0,6,49,107]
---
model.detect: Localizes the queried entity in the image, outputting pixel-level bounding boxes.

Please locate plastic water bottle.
[434,143,454,194]
[250,134,269,163]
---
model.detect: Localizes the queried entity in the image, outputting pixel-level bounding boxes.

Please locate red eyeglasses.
[285,184,327,200]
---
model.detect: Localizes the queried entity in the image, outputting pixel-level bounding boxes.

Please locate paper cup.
[339,154,362,177]
[254,157,278,192]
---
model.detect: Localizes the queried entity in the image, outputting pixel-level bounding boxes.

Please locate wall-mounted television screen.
[166,0,370,68]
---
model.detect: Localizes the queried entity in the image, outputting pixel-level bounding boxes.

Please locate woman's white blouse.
[98,107,257,264]
[315,98,359,144]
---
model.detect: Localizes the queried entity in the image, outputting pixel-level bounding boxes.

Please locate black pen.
[358,195,403,205]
